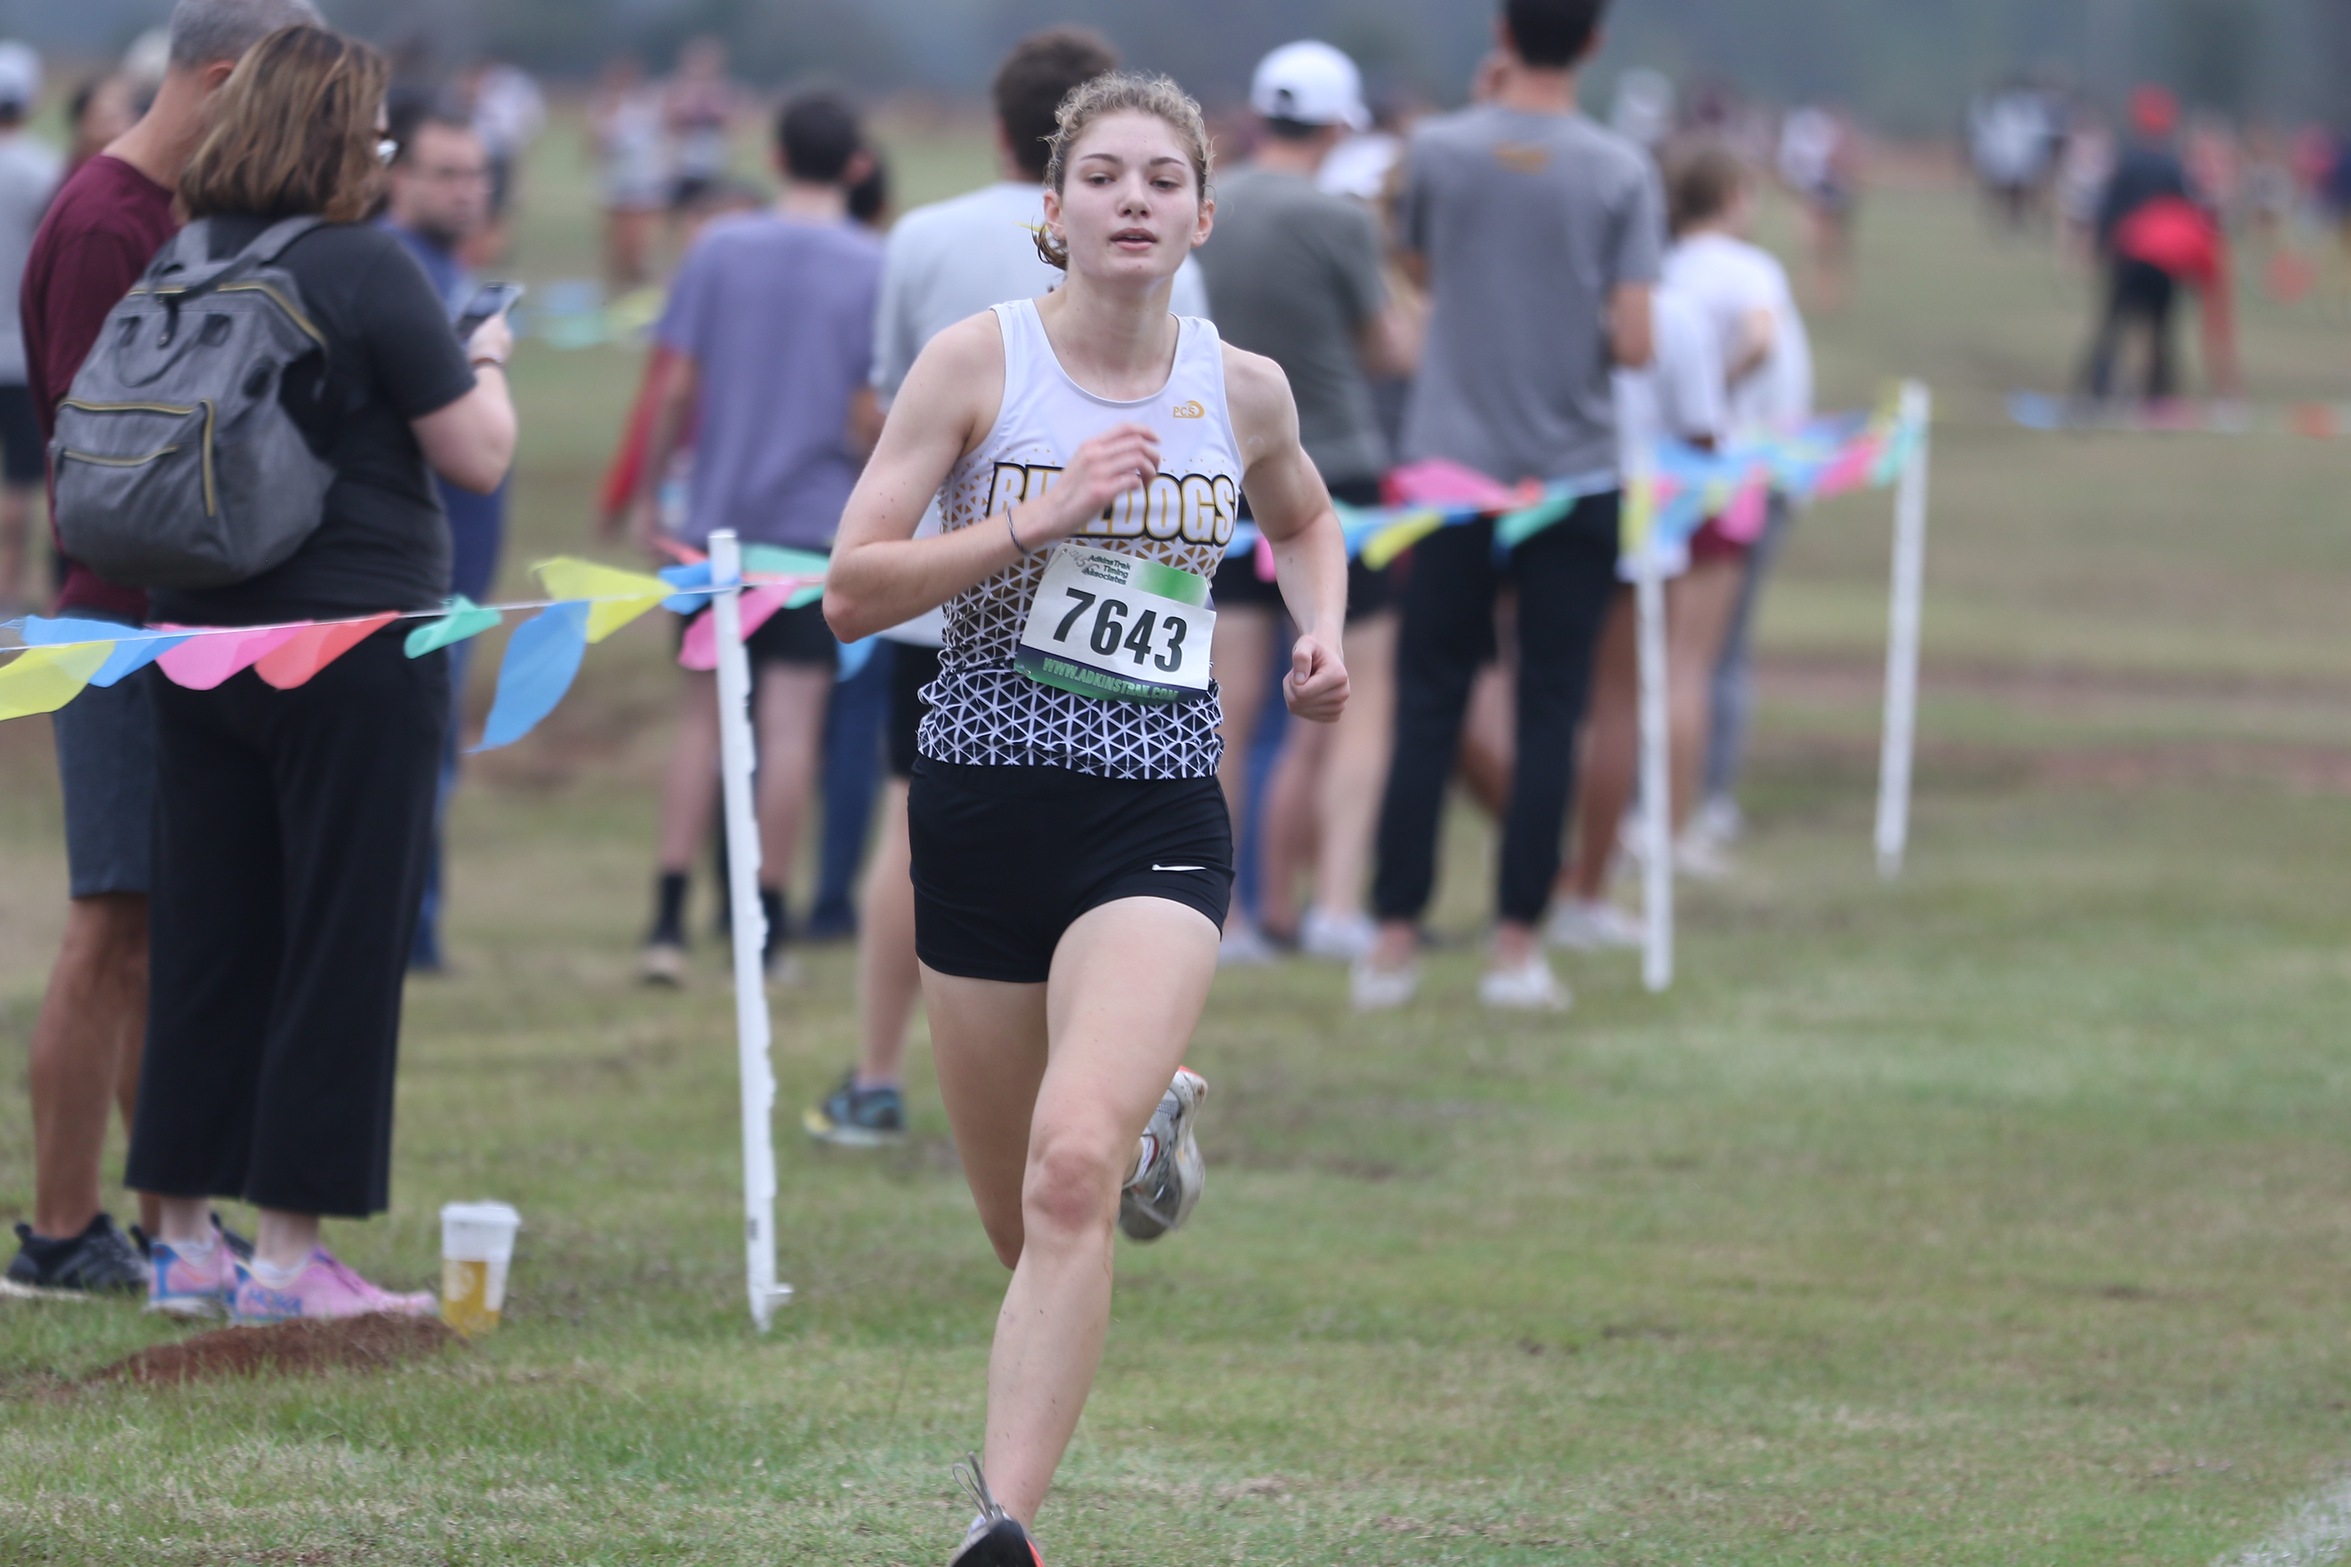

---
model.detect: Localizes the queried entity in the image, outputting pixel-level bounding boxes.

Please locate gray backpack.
[51,216,337,591]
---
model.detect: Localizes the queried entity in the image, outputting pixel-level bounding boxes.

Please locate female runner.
[825,72,1351,1566]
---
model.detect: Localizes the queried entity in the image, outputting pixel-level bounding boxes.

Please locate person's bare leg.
[1455,660,1514,820]
[923,969,1050,1267]
[1255,717,1328,938]
[853,781,918,1088]
[750,665,831,899]
[162,1195,317,1269]
[28,894,148,1240]
[0,483,29,609]
[950,897,1218,1524]
[1667,561,1745,830]
[1563,590,1638,903]
[654,670,723,874]
[1312,611,1397,918]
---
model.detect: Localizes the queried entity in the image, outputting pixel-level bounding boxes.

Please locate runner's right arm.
[825,312,1163,641]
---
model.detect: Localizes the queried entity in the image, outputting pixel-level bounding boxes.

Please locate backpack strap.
[150,218,212,283]
[244,214,326,264]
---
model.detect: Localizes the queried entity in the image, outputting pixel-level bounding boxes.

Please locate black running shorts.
[907,758,1233,984]
[886,643,941,780]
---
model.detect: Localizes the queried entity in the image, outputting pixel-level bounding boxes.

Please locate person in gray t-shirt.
[1359,0,1663,1013]
[1196,38,1416,965]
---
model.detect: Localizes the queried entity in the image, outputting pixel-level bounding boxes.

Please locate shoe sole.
[145,1294,231,1320]
[800,1110,904,1148]
[1119,1071,1206,1242]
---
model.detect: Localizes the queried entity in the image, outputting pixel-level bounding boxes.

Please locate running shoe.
[5,1213,147,1295]
[1299,906,1376,962]
[132,1211,256,1264]
[1689,793,1745,849]
[232,1248,436,1325]
[1478,954,1572,1012]
[802,1072,906,1147]
[1119,1067,1208,1243]
[1349,955,1419,1011]
[1545,897,1645,951]
[948,1454,1043,1566]
[639,937,688,987]
[1675,825,1737,882]
[146,1236,243,1320]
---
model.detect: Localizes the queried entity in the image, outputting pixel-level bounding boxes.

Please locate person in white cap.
[0,41,57,613]
[1196,39,1414,966]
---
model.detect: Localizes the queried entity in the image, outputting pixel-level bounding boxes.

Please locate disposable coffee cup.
[440,1201,520,1336]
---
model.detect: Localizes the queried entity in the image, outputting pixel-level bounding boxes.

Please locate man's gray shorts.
[53,665,156,898]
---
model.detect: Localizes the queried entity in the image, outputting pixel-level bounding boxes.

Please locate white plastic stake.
[708,530,790,1330]
[1874,382,1932,880]
[1632,476,1674,993]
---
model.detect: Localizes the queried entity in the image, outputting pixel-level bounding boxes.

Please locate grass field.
[3,116,2351,1565]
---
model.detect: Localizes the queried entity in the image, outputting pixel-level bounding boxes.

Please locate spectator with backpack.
[9,0,321,1300]
[75,23,517,1322]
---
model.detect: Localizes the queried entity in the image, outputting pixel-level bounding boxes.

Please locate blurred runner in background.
[589,54,667,287]
[2082,86,2191,402]
[663,36,738,244]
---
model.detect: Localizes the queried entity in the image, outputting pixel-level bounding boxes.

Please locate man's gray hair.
[168,0,324,69]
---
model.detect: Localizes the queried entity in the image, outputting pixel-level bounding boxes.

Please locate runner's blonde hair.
[1035,72,1213,270]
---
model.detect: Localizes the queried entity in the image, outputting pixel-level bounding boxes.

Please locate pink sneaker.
[232,1248,436,1326]
[146,1237,241,1319]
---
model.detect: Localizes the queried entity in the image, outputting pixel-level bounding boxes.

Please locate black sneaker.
[948,1455,1042,1566]
[802,1073,905,1147]
[7,1213,148,1294]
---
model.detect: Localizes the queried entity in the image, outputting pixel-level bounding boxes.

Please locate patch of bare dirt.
[88,1315,459,1388]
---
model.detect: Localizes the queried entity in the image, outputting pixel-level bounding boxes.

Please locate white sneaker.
[1690,793,1744,848]
[1219,924,1279,967]
[1349,955,1419,1011]
[1478,954,1571,1012]
[1674,826,1736,882]
[1119,1067,1207,1242]
[1299,906,1376,962]
[1545,897,1645,951]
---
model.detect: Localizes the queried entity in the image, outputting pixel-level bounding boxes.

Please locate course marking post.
[1874,381,1932,880]
[708,529,790,1331]
[1632,472,1674,993]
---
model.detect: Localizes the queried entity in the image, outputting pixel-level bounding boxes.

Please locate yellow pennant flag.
[1619,472,1656,560]
[0,642,113,722]
[1359,509,1446,572]
[534,558,672,643]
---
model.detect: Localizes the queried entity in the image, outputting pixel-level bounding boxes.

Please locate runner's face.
[1046,111,1211,284]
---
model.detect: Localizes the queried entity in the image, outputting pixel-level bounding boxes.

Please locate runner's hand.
[1036,423,1160,541]
[1283,632,1349,724]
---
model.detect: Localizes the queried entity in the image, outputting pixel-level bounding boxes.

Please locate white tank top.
[919,297,1244,778]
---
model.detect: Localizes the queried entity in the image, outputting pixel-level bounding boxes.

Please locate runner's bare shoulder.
[900,309,1011,459]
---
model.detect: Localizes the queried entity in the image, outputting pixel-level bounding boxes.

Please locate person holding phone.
[382,103,512,972]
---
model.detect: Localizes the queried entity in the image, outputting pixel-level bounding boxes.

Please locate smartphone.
[453,281,525,342]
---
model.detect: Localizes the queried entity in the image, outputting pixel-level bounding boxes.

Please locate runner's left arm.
[1225,345,1350,725]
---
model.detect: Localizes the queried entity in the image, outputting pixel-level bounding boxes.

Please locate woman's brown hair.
[1034,72,1213,271]
[181,26,389,224]
[1661,138,1748,239]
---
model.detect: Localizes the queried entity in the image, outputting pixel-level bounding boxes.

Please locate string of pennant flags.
[0,398,1921,751]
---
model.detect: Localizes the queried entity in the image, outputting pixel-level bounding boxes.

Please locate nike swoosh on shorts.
[1153,864,1206,873]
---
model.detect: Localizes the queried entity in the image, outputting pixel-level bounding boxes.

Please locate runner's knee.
[1020,1125,1124,1241]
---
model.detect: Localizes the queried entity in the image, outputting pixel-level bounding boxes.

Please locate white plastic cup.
[439,1201,520,1335]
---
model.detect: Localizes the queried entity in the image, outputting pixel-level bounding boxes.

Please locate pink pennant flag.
[156,624,306,691]
[1813,437,1881,498]
[1386,458,1532,512]
[1715,480,1771,544]
[677,585,791,672]
[254,613,398,690]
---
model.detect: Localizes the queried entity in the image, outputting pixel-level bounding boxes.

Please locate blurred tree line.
[1,0,2341,134]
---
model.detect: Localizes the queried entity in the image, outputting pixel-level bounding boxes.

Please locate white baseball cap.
[0,43,40,116]
[1250,40,1369,133]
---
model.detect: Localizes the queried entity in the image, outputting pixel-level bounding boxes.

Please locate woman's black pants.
[127,629,447,1219]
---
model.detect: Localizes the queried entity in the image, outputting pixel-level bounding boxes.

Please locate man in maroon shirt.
[7,0,320,1295]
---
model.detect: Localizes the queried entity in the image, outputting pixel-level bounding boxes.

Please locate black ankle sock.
[650,871,689,943]
[759,885,786,958]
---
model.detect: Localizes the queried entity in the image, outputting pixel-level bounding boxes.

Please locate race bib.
[1015,543,1215,703]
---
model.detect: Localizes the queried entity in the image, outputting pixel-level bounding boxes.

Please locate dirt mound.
[92,1315,460,1387]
